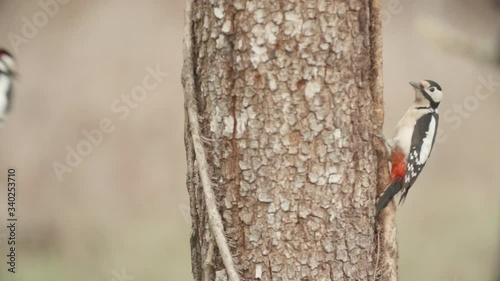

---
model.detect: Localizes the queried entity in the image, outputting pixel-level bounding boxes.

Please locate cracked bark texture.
[185,0,390,280]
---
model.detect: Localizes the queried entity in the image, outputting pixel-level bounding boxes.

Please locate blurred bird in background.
[0,49,15,122]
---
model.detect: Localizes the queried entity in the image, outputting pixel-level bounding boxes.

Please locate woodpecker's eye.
[429,87,435,92]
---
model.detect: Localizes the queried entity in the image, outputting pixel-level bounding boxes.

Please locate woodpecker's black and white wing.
[399,111,439,203]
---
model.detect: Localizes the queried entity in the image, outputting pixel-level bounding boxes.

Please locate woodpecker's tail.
[376,181,403,216]
[398,187,410,205]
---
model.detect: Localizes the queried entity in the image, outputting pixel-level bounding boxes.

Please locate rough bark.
[369,1,398,280]
[182,0,396,280]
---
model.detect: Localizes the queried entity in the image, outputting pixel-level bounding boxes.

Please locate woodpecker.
[0,49,15,121]
[376,80,443,215]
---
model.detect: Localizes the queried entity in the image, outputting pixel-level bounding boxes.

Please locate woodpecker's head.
[409,80,442,108]
[0,49,15,75]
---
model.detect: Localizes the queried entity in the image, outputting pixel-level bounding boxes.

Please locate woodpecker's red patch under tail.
[390,146,406,182]
[376,146,407,215]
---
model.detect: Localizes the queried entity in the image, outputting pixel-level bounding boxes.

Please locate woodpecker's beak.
[409,81,422,90]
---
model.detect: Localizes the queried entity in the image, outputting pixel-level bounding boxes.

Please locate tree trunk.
[182,0,396,280]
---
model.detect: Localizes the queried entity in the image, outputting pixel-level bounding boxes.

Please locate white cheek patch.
[417,116,436,165]
[429,90,443,103]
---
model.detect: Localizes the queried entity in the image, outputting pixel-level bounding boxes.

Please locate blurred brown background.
[0,0,498,280]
